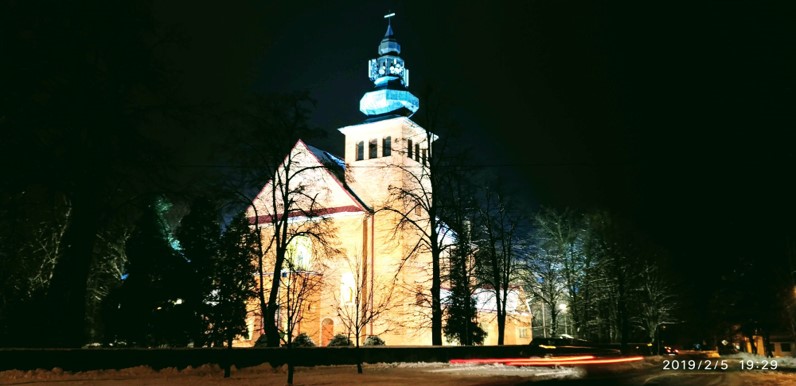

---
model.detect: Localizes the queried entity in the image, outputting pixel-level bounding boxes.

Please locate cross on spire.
[359,12,419,118]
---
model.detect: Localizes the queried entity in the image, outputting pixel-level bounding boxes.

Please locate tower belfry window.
[356,141,364,161]
[407,139,413,159]
[369,139,378,159]
[383,136,392,156]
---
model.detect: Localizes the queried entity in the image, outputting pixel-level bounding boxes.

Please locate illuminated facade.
[240,15,531,347]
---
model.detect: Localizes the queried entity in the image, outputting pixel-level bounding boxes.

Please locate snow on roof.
[441,287,527,314]
[303,142,371,212]
[473,288,524,313]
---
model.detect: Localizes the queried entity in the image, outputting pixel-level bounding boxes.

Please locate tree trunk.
[549,304,558,337]
[461,258,472,346]
[45,188,99,347]
[618,280,629,352]
[265,247,286,347]
[264,300,280,347]
[224,339,232,378]
[431,246,442,346]
[255,223,269,346]
[497,311,506,345]
[356,342,363,374]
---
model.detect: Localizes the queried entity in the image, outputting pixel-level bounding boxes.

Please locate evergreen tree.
[444,247,485,345]
[210,213,257,348]
[105,196,190,346]
[175,197,222,347]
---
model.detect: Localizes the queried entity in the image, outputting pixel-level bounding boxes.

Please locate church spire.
[359,12,420,119]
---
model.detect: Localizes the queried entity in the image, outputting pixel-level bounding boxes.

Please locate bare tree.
[581,211,642,349]
[531,207,586,337]
[249,141,339,348]
[335,254,398,373]
[379,88,472,345]
[381,132,450,344]
[0,192,71,344]
[785,239,796,343]
[280,244,326,385]
[524,248,566,338]
[634,260,678,341]
[216,93,337,348]
[474,183,523,345]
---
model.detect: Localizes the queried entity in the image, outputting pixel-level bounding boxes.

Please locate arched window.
[286,236,312,271]
[321,318,334,346]
[340,272,356,305]
[369,138,378,159]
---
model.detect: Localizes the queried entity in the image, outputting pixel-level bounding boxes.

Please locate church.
[241,15,532,347]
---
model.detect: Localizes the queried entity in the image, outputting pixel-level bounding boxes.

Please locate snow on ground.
[0,362,583,386]
[2,358,795,385]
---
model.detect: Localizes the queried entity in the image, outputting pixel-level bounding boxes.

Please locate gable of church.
[247,139,367,224]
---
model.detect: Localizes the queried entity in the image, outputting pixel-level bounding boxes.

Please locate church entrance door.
[321,318,334,346]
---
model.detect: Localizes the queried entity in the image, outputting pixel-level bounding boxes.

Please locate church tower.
[339,13,435,208]
[337,14,437,345]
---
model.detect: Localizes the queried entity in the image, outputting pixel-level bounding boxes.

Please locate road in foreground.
[1,358,795,385]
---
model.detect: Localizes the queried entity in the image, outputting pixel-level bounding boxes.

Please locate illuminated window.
[414,144,420,162]
[286,236,312,271]
[369,138,378,159]
[382,136,391,156]
[407,139,413,159]
[356,141,364,161]
[340,272,355,305]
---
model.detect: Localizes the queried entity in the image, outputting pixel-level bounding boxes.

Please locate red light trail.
[450,355,644,367]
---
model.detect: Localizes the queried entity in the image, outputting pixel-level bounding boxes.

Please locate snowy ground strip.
[431,363,584,377]
[370,361,586,379]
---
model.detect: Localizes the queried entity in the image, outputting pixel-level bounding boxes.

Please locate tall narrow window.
[286,236,312,271]
[341,272,355,305]
[369,138,378,159]
[407,139,413,159]
[414,144,420,162]
[356,141,364,161]
[421,148,427,166]
[382,136,391,156]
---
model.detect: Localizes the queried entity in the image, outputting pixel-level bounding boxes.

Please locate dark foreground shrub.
[364,335,385,346]
[291,333,316,347]
[328,334,353,347]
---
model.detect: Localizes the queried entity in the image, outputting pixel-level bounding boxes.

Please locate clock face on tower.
[369,57,407,87]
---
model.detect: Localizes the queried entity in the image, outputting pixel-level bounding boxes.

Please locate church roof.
[247,140,371,225]
[303,142,371,213]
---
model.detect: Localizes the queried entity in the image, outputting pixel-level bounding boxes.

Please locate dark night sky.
[157,1,795,282]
